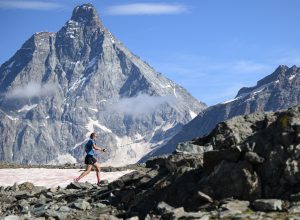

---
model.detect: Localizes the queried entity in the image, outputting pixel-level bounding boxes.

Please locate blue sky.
[0,0,300,106]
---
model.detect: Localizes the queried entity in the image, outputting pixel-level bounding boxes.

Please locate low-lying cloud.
[108,93,177,116]
[6,81,57,99]
[106,3,188,15]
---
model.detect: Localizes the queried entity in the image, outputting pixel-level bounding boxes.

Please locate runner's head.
[90,132,97,140]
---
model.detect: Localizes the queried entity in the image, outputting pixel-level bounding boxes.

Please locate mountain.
[0,4,206,166]
[140,65,300,160]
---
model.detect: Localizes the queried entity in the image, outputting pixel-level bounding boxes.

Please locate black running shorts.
[85,155,97,165]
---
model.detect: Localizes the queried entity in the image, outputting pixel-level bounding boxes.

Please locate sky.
[0,0,300,106]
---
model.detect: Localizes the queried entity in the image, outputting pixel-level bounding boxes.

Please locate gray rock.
[4,216,20,220]
[71,199,92,210]
[49,204,60,210]
[244,152,265,164]
[203,146,241,171]
[17,182,36,191]
[176,141,213,154]
[45,209,70,219]
[38,193,47,205]
[221,200,250,212]
[48,187,59,193]
[289,203,300,213]
[126,217,139,220]
[59,206,71,212]
[201,160,261,200]
[196,191,213,203]
[179,211,210,220]
[284,158,300,184]
[34,205,48,216]
[219,210,242,218]
[98,215,121,220]
[18,199,30,213]
[156,201,174,214]
[66,182,88,190]
[108,179,125,190]
[93,203,107,208]
[252,199,283,211]
[291,192,300,201]
[99,180,109,185]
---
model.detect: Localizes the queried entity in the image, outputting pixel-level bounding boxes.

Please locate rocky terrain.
[0,3,205,166]
[142,65,300,160]
[2,105,300,219]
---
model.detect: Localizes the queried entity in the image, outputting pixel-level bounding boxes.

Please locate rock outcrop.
[2,105,300,219]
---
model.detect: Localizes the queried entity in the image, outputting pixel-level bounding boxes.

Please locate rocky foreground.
[2,106,300,219]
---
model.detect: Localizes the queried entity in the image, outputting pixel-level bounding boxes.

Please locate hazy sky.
[0,0,299,105]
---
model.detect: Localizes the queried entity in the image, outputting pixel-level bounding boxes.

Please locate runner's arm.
[93,144,106,152]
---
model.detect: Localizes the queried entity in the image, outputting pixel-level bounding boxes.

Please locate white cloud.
[0,1,63,10]
[107,93,176,116]
[106,3,188,15]
[6,81,57,99]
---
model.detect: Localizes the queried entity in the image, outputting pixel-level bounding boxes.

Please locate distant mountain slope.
[140,65,300,160]
[0,4,206,165]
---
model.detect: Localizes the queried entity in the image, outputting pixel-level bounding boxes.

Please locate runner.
[74,132,106,186]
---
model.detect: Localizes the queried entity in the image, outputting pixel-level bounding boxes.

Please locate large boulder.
[200,160,261,200]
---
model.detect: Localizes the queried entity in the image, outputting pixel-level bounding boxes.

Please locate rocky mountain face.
[142,65,300,160]
[0,4,206,165]
[2,106,300,219]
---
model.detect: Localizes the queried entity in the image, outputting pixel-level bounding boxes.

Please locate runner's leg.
[75,164,93,182]
[93,162,101,183]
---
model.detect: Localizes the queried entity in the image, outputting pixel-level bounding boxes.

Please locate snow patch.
[17,104,38,112]
[102,135,151,167]
[161,122,175,132]
[89,108,98,112]
[189,110,197,119]
[253,88,264,95]
[173,87,177,98]
[48,154,77,165]
[99,100,107,104]
[0,168,133,188]
[86,118,112,134]
[289,74,297,81]
[7,61,15,68]
[6,115,19,121]
[221,97,240,104]
[69,77,86,91]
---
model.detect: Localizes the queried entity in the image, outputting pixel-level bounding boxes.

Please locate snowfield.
[0,168,133,188]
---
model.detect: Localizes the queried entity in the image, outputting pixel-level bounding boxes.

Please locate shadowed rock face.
[113,106,300,217]
[0,4,206,165]
[142,65,300,160]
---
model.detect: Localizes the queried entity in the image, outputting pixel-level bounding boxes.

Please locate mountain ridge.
[0,4,206,166]
[140,64,300,161]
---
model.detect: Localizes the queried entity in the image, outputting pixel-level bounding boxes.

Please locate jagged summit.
[236,65,298,98]
[0,4,205,165]
[70,3,101,26]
